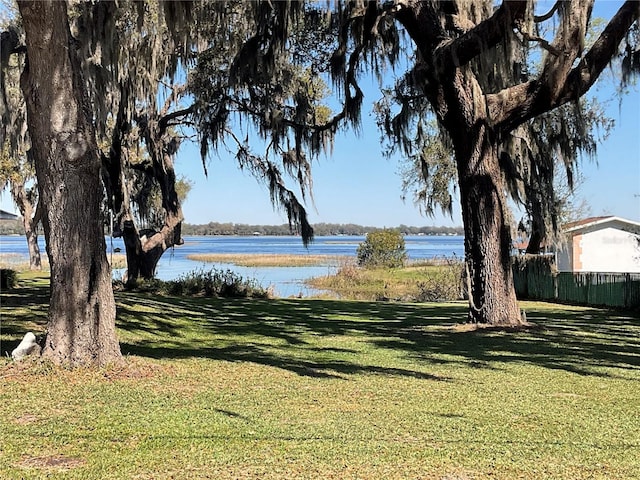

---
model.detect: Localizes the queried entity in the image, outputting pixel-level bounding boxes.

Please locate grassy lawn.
[1,272,639,479]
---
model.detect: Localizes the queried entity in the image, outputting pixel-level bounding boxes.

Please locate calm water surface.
[0,235,464,297]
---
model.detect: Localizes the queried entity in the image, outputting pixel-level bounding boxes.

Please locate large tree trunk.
[435,71,523,326]
[18,0,122,366]
[525,222,545,255]
[101,87,185,288]
[524,183,549,255]
[454,123,523,326]
[110,163,183,288]
[393,4,527,326]
[390,0,635,325]
[121,219,181,286]
[121,213,183,287]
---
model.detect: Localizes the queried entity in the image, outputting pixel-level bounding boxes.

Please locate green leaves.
[356,228,407,269]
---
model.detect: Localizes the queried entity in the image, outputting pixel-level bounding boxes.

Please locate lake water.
[0,235,465,297]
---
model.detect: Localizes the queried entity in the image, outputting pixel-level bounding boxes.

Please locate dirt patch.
[1,356,174,385]
[100,357,175,381]
[452,321,541,333]
[18,455,85,470]
[13,414,39,425]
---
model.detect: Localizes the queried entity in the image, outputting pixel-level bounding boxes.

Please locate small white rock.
[11,332,41,361]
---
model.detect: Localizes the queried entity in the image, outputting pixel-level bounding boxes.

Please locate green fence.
[554,272,640,308]
[512,256,640,309]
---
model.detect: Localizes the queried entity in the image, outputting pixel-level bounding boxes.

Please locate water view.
[0,235,465,297]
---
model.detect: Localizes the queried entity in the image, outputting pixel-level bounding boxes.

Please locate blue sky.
[174,82,640,227]
[177,0,639,228]
[6,85,636,228]
[2,1,639,227]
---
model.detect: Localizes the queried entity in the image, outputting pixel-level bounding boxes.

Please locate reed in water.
[186,253,346,267]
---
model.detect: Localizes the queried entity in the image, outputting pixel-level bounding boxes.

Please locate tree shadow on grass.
[115,291,640,379]
[123,342,444,380]
[0,276,49,356]
[375,308,640,378]
[3,277,639,379]
[0,275,50,312]
[116,292,448,379]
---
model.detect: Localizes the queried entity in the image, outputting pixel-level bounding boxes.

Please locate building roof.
[0,209,18,221]
[563,216,640,233]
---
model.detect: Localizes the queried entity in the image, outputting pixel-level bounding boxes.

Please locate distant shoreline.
[1,221,464,237]
[181,222,464,237]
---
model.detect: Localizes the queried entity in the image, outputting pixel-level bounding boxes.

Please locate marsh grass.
[309,257,464,301]
[0,253,49,272]
[107,253,127,270]
[186,253,345,267]
[0,253,27,267]
[1,272,639,479]
[1,253,124,271]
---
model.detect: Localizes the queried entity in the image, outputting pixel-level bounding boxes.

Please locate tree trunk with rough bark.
[426,60,524,326]
[118,117,185,288]
[391,2,530,326]
[454,124,522,325]
[18,0,122,366]
[121,219,183,287]
[10,183,42,270]
[525,225,545,255]
[22,210,41,271]
[121,218,182,286]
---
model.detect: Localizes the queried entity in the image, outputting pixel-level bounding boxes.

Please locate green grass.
[308,260,463,301]
[1,272,639,479]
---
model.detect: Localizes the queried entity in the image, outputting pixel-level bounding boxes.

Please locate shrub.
[0,269,17,290]
[114,268,271,298]
[414,257,465,302]
[165,268,270,298]
[357,229,407,268]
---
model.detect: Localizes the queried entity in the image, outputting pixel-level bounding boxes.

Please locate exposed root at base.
[452,321,541,333]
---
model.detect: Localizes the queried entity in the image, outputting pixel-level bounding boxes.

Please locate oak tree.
[184,0,637,325]
[0,147,42,270]
[15,0,122,365]
[329,0,639,325]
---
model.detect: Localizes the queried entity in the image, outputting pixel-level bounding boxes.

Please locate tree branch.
[434,1,528,71]
[534,1,560,23]
[159,82,188,118]
[559,0,640,101]
[32,194,43,226]
[516,24,563,57]
[488,0,639,132]
[158,104,195,132]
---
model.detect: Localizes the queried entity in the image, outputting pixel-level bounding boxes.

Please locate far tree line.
[181,222,464,237]
[0,218,463,238]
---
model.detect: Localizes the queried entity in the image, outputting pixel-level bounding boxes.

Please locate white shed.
[556,216,640,273]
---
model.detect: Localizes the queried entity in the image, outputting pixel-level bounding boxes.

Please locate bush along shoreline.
[114,267,272,299]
